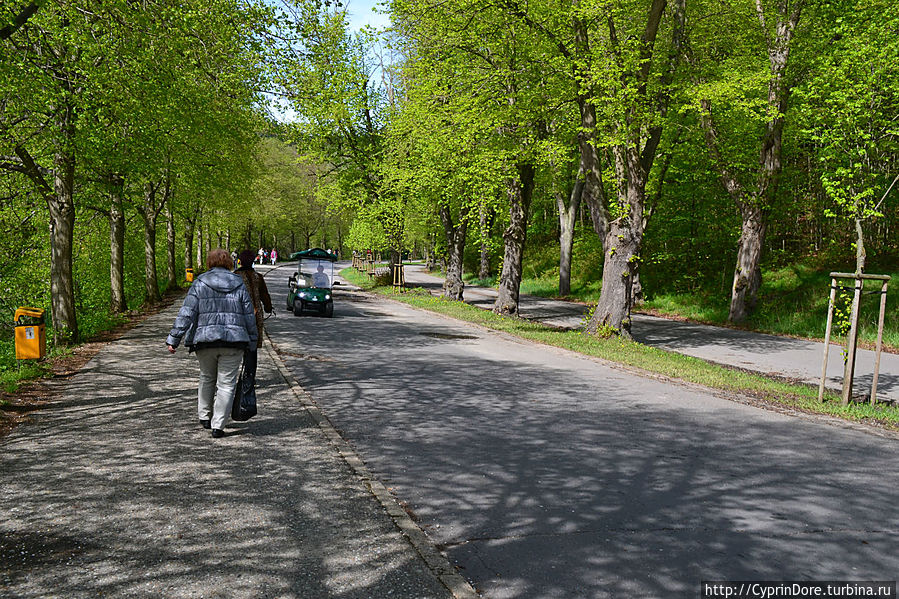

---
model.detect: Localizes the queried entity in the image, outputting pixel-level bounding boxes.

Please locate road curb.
[262,333,480,599]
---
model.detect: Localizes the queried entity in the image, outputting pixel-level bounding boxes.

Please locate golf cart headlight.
[298,292,307,298]
[325,294,331,300]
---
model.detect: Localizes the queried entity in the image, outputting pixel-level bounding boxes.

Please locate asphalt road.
[400,264,899,403]
[262,263,899,599]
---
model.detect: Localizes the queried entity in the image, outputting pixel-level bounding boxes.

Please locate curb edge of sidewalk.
[262,333,480,599]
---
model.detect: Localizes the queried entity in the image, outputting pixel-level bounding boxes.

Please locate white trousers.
[195,347,244,430]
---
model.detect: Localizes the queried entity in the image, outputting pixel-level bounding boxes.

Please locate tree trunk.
[478,203,493,280]
[426,238,437,271]
[587,220,642,335]
[728,203,767,322]
[558,170,584,297]
[184,221,195,273]
[586,146,647,336]
[723,0,801,322]
[109,176,126,313]
[183,204,199,273]
[854,212,866,274]
[242,222,252,251]
[141,182,161,304]
[196,220,203,270]
[165,197,176,290]
[439,205,468,300]
[494,163,535,314]
[49,129,78,345]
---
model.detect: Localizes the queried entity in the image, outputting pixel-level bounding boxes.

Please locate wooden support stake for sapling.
[841,277,862,405]
[818,277,838,402]
[822,273,891,405]
[870,279,889,405]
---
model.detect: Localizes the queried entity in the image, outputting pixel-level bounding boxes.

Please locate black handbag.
[231,355,257,421]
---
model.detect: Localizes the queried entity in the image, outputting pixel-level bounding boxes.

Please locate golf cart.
[287,248,338,317]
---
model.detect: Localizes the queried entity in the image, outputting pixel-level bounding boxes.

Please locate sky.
[343,0,391,32]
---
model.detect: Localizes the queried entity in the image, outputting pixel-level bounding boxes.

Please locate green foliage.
[794,0,899,269]
[1,0,270,371]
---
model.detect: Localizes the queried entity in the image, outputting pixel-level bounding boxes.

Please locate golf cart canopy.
[288,248,337,262]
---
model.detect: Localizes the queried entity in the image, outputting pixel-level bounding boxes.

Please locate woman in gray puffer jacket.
[166,248,258,438]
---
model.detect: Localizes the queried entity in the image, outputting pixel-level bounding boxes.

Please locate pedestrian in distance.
[235,249,273,397]
[270,248,278,265]
[166,248,257,438]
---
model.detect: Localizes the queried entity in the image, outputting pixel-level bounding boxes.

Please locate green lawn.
[464,259,899,351]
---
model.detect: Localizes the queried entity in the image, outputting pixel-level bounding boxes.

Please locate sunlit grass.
[461,256,899,350]
[641,264,899,350]
[0,339,54,393]
[341,267,899,429]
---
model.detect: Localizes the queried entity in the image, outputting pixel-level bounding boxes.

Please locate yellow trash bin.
[186,267,194,282]
[14,307,46,360]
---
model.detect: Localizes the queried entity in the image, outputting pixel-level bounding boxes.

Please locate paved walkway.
[0,303,467,599]
[401,264,899,403]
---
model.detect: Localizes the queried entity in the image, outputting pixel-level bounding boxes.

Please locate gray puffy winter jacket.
[166,267,258,350]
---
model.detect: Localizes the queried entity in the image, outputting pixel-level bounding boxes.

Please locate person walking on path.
[166,248,257,438]
[235,249,273,397]
[270,248,278,265]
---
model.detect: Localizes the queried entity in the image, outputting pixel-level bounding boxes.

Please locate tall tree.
[688,0,804,322]
[797,0,899,274]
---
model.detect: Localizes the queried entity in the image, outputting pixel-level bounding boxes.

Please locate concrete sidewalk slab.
[0,304,457,599]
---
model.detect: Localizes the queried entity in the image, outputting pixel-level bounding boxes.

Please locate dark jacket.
[166,267,258,350]
[237,267,272,349]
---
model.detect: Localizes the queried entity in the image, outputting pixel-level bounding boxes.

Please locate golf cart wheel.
[293,300,304,316]
[324,302,333,318]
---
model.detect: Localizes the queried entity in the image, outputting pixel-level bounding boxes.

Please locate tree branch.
[0,1,42,41]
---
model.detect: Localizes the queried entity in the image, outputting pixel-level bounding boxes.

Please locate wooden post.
[841,277,862,405]
[818,277,838,402]
[870,279,889,405]
[392,262,405,292]
[824,272,890,406]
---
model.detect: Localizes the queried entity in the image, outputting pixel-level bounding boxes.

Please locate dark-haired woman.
[166,248,257,438]
[234,249,273,403]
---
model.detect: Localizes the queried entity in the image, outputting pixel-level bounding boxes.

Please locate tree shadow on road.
[274,297,899,598]
[0,310,452,599]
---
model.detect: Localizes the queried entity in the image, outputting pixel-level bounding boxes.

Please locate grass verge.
[342,267,899,432]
